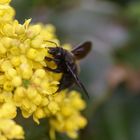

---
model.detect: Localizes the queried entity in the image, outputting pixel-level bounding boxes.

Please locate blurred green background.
[11,0,140,140]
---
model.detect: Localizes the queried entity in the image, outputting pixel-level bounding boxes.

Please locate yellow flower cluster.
[0,0,87,139]
[0,119,24,140]
[0,0,14,23]
[50,91,87,139]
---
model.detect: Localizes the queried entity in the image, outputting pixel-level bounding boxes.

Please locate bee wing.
[71,41,92,60]
[66,62,90,98]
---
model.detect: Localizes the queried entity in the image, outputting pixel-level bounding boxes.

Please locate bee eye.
[48,50,53,53]
[57,52,61,56]
[48,48,56,54]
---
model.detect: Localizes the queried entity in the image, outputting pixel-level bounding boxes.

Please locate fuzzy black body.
[45,41,92,98]
[56,49,78,91]
[45,47,78,91]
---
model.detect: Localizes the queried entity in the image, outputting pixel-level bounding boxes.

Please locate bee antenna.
[45,40,58,47]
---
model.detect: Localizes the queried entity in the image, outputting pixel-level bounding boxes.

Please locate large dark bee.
[45,41,92,98]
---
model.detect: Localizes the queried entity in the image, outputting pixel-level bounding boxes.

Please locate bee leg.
[45,57,60,62]
[45,67,62,73]
[45,57,52,61]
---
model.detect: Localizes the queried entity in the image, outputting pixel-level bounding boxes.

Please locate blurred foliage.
[11,0,79,22]
[115,1,140,69]
[107,0,130,6]
[11,0,140,140]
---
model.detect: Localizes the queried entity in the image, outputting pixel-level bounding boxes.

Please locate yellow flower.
[50,91,87,139]
[0,1,87,139]
[0,0,11,4]
[0,119,24,140]
[0,92,17,119]
[0,5,15,23]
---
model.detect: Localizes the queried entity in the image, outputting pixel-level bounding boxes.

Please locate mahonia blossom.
[50,91,87,139]
[0,119,24,140]
[0,0,87,139]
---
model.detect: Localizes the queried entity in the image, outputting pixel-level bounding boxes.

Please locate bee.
[45,41,92,98]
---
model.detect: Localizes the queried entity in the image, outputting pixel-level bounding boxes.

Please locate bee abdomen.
[57,73,75,92]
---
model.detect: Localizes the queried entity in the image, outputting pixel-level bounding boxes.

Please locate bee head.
[48,47,63,58]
